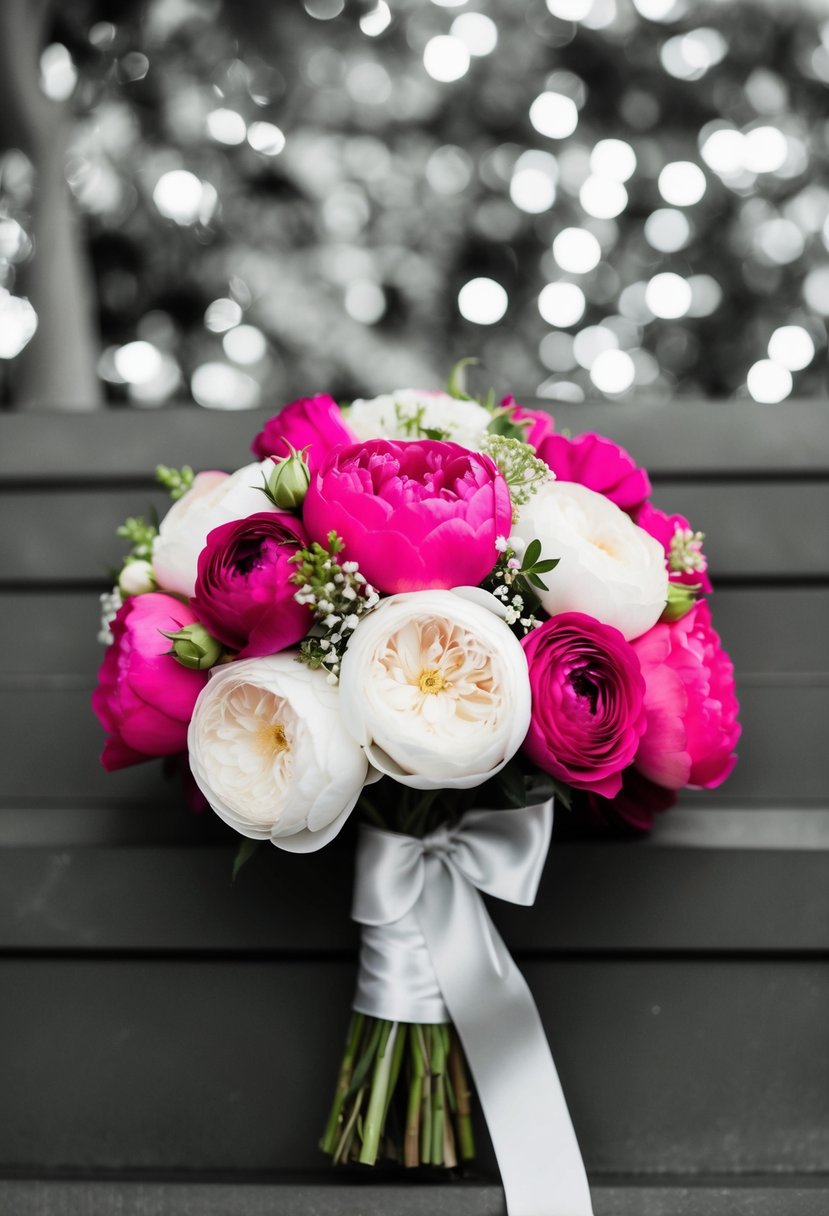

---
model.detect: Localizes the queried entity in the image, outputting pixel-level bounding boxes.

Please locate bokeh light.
[458,277,509,325]
[767,326,815,371]
[539,283,586,327]
[657,162,706,206]
[746,360,792,404]
[423,36,470,83]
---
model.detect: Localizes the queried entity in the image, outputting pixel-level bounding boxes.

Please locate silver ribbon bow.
[352,801,594,1216]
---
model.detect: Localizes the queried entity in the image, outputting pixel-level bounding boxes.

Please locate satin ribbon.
[351,801,594,1216]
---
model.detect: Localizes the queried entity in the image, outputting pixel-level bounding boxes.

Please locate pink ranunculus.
[192,512,311,658]
[632,601,740,790]
[636,501,712,594]
[92,593,209,771]
[535,431,651,513]
[501,395,556,449]
[251,395,358,471]
[521,611,647,798]
[302,439,512,594]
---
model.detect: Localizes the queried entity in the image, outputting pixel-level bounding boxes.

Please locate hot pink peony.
[535,431,651,513]
[521,612,647,798]
[632,601,740,789]
[501,395,556,449]
[302,439,512,594]
[192,512,311,658]
[92,593,209,771]
[578,769,677,833]
[636,501,712,594]
[251,394,358,471]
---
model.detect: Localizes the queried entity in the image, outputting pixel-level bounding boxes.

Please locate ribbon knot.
[351,802,594,1216]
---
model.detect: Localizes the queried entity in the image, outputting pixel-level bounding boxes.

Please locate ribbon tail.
[419,862,594,1216]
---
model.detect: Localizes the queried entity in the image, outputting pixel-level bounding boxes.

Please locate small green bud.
[118,559,156,597]
[660,581,701,624]
[160,623,223,670]
[267,448,311,510]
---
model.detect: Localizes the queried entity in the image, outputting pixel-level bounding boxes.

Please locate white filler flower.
[152,462,276,598]
[339,590,531,789]
[346,389,493,450]
[513,481,668,641]
[188,654,369,852]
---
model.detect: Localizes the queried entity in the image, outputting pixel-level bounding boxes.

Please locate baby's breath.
[290,531,379,681]
[480,435,553,517]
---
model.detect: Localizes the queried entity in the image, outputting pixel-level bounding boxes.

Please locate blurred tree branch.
[0,0,102,410]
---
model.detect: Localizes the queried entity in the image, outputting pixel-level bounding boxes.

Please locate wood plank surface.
[2,481,828,582]
[0,840,826,953]
[0,959,825,1173]
[2,400,828,479]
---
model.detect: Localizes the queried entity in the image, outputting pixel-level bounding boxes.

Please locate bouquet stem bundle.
[321,1013,476,1169]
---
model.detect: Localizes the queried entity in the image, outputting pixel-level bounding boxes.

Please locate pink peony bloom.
[501,395,556,449]
[578,768,677,833]
[636,501,712,594]
[192,512,311,658]
[632,601,740,790]
[521,611,647,798]
[251,395,358,472]
[302,439,512,594]
[535,431,651,513]
[92,593,209,771]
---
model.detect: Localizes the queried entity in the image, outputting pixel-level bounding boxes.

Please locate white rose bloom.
[339,589,531,790]
[188,655,369,853]
[152,462,276,597]
[346,389,493,450]
[513,481,668,641]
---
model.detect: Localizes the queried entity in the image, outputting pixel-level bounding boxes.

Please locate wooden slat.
[0,840,826,953]
[1,679,825,807]
[2,401,828,480]
[0,959,825,1173]
[2,481,828,583]
[2,1179,829,1216]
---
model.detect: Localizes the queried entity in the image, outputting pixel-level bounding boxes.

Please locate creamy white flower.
[187,654,369,852]
[339,589,531,790]
[345,389,493,450]
[512,481,668,641]
[118,559,156,597]
[152,462,276,597]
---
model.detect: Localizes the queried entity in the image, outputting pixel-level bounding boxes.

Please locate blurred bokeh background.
[0,0,828,410]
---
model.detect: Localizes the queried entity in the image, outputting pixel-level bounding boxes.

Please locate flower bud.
[660,581,701,624]
[161,622,223,670]
[267,448,311,510]
[119,559,156,597]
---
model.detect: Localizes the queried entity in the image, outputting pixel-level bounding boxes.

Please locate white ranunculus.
[187,654,369,853]
[345,389,493,450]
[513,481,668,641]
[152,462,276,597]
[338,589,531,790]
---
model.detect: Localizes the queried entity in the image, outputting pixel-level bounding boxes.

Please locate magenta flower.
[578,768,677,833]
[192,512,311,658]
[535,431,651,513]
[521,612,647,798]
[501,395,556,449]
[632,601,740,790]
[636,501,712,594]
[92,593,209,771]
[302,439,512,594]
[251,394,358,472]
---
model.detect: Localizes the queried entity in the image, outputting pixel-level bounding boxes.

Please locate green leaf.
[232,838,261,883]
[447,357,478,399]
[522,538,542,569]
[528,572,549,590]
[485,410,527,441]
[532,558,559,573]
[421,426,451,440]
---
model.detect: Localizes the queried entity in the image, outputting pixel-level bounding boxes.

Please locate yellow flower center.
[418,668,446,695]
[257,721,290,755]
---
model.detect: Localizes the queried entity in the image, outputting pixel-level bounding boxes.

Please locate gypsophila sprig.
[156,465,195,500]
[481,435,554,517]
[116,515,158,560]
[484,536,557,634]
[290,530,380,683]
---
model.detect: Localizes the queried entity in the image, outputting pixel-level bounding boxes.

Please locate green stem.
[359,1021,397,1165]
[404,1024,425,1167]
[345,1017,383,1099]
[382,1020,407,1131]
[430,1025,446,1166]
[333,1085,366,1164]
[417,1025,432,1165]
[320,1012,364,1155]
[448,1028,476,1161]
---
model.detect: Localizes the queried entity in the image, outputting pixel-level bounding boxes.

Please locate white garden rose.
[338,589,531,790]
[513,481,668,641]
[187,654,369,852]
[345,389,492,450]
[151,462,276,597]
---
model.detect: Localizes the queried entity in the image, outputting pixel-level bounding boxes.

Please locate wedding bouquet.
[93,377,740,1215]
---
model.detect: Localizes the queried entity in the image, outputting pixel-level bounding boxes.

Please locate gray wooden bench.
[0,401,827,1215]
